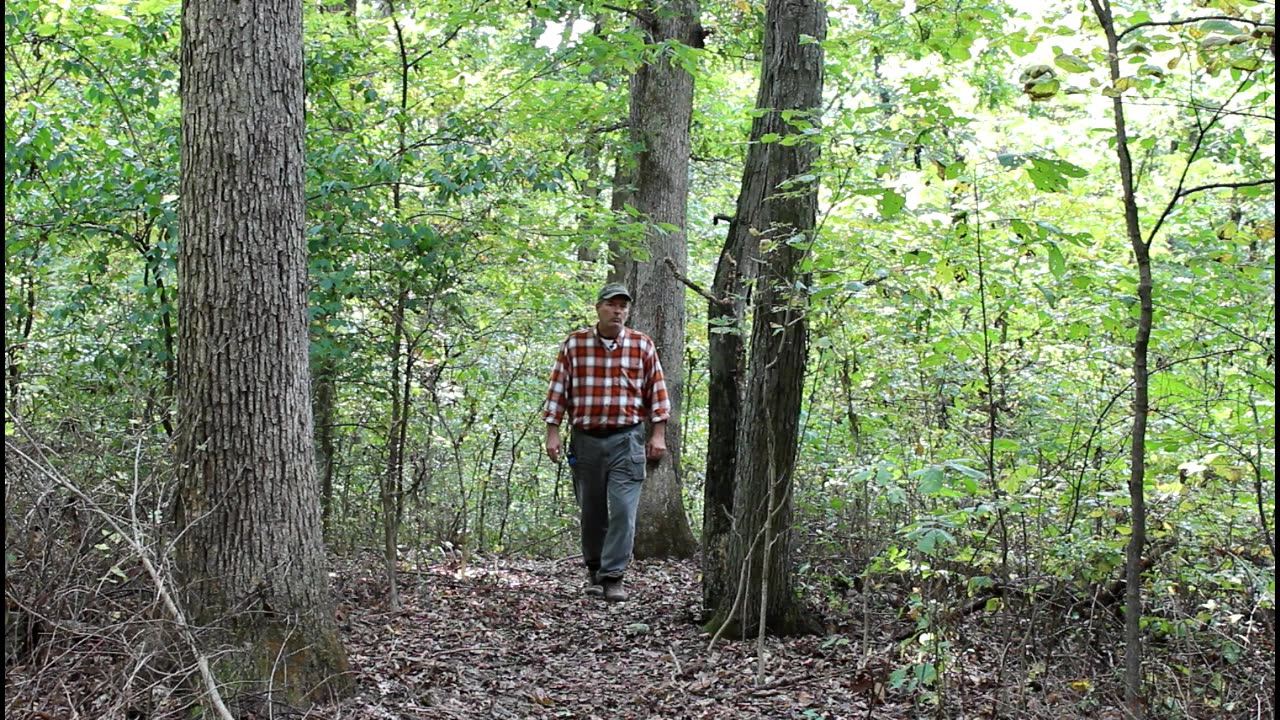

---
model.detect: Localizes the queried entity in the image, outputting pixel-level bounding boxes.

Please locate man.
[543,282,670,602]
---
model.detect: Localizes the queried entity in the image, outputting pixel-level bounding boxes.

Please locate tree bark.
[702,203,755,613]
[617,0,703,559]
[174,0,351,708]
[704,0,827,637]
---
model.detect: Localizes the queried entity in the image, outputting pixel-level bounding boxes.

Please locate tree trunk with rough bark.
[704,0,827,638]
[617,0,703,560]
[701,217,752,613]
[174,0,352,708]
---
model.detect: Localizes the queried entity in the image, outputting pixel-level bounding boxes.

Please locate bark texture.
[705,0,827,636]
[174,0,352,707]
[621,0,703,560]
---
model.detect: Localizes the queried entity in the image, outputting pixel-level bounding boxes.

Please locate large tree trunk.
[174,0,352,709]
[701,219,752,613]
[704,0,826,638]
[618,0,702,559]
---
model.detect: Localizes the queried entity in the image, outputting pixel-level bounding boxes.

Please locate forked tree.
[704,0,827,637]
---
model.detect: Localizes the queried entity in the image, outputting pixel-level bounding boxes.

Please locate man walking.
[543,283,670,602]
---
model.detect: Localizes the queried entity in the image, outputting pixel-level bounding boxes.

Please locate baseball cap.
[596,282,633,303]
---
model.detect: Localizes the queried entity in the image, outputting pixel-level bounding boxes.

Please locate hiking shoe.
[602,578,628,603]
[585,570,604,597]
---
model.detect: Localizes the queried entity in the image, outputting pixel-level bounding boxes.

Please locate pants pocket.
[629,431,646,478]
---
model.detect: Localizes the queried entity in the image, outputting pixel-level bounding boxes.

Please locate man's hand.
[646,422,667,462]
[545,424,562,463]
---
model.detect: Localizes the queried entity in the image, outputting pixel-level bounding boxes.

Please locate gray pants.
[569,425,645,580]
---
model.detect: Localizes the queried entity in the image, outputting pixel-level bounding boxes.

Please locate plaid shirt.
[543,326,671,430]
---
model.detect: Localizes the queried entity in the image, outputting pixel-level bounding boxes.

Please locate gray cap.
[596,282,633,303]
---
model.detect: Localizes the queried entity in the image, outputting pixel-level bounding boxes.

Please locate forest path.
[319,556,1108,720]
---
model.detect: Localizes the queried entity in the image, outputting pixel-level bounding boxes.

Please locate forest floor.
[8,553,1270,720]
[310,556,1132,720]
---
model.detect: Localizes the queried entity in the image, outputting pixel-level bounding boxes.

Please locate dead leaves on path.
[324,557,889,720]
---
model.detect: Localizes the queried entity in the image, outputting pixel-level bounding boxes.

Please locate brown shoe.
[602,578,628,603]
[585,570,604,597]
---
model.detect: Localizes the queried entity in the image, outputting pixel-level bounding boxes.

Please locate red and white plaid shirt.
[543,325,671,430]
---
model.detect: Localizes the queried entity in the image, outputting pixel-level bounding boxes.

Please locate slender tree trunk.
[576,19,610,273]
[314,355,338,537]
[7,269,37,419]
[607,150,637,284]
[1090,2,1149,716]
[617,0,703,559]
[577,133,604,271]
[174,0,351,707]
[381,286,408,610]
[705,0,827,637]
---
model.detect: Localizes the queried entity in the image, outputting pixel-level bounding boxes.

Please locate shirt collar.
[593,325,629,345]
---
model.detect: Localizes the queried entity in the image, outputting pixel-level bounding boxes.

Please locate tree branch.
[601,3,654,24]
[1118,15,1273,42]
[1175,177,1274,201]
[664,255,733,306]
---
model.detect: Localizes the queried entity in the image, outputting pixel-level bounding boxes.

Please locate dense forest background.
[4,0,1273,718]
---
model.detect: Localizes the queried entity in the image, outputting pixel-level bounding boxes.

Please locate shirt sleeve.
[644,341,672,423]
[542,339,572,426]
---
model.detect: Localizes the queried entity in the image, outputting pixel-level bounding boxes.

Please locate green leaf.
[878,189,905,219]
[1105,76,1138,95]
[1025,77,1060,100]
[1009,40,1037,56]
[998,153,1028,169]
[1054,53,1091,73]
[1047,243,1066,277]
[945,461,986,480]
[1010,218,1036,239]
[993,438,1020,453]
[1199,20,1243,35]
[916,466,945,494]
[1026,157,1088,193]
[108,36,138,52]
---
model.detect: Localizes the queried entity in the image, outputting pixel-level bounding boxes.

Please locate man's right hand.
[545,424,562,463]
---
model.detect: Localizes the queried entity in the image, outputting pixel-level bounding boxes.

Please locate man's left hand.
[645,436,666,462]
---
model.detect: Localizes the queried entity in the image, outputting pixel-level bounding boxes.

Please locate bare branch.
[1175,177,1275,201]
[5,427,236,720]
[663,255,733,306]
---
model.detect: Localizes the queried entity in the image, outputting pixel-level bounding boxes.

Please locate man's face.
[596,297,630,332]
